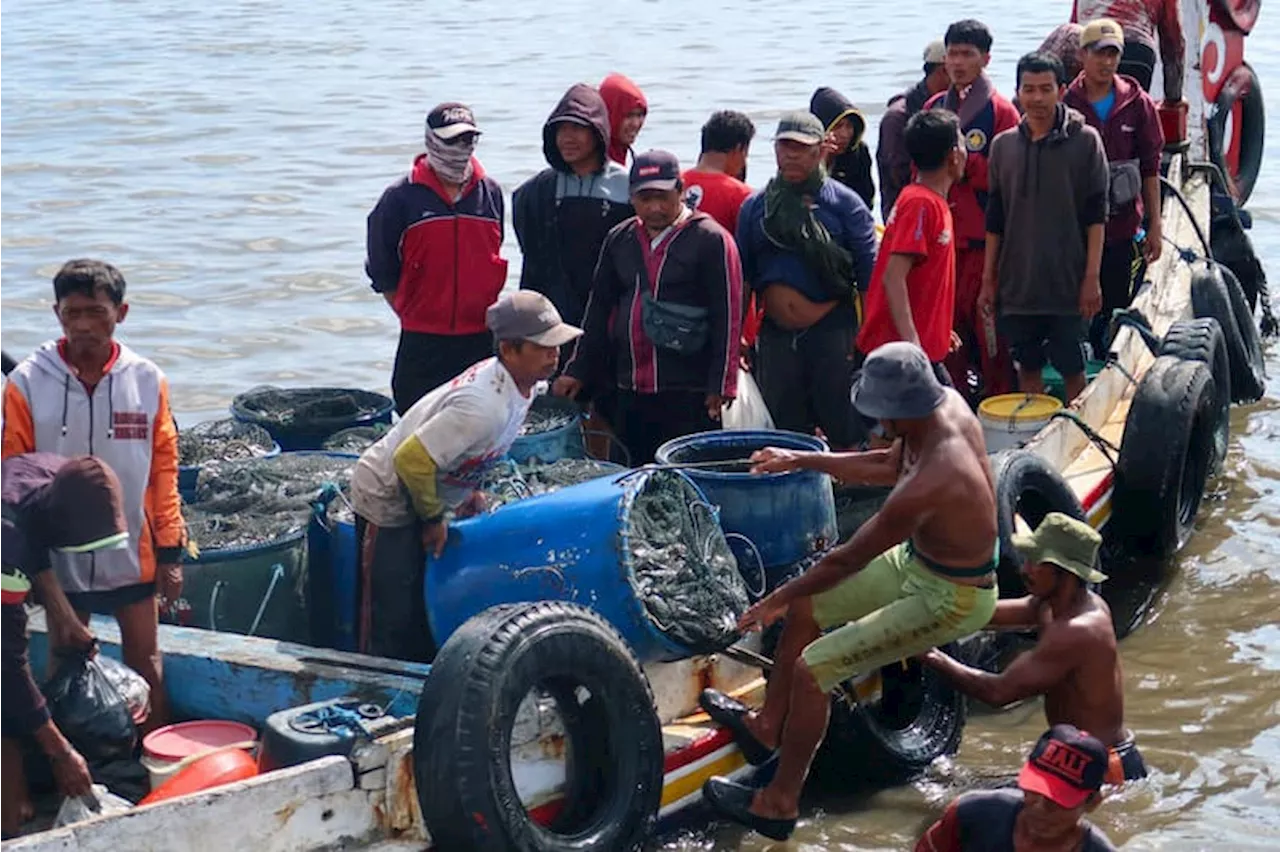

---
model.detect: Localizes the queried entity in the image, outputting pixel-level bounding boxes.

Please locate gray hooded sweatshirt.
[985,103,1109,316]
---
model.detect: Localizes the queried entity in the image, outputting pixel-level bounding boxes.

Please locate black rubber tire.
[413,602,664,852]
[1113,356,1218,561]
[1160,318,1231,473]
[811,643,967,785]
[992,450,1087,598]
[1207,62,1264,206]
[1221,265,1268,398]
[1191,263,1266,403]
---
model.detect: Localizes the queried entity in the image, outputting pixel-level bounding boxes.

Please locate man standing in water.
[921,512,1148,782]
[700,342,999,841]
[927,19,1020,398]
[366,103,507,414]
[555,151,742,464]
[878,38,951,220]
[736,112,876,449]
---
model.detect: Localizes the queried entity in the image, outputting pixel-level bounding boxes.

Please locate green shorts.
[801,541,999,692]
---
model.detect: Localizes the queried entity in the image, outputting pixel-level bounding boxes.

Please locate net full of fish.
[517,403,578,436]
[474,458,623,510]
[322,425,389,454]
[235,387,383,427]
[183,454,356,550]
[178,418,275,466]
[626,471,749,654]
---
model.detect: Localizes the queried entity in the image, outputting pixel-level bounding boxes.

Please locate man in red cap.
[2,453,131,836]
[916,724,1118,851]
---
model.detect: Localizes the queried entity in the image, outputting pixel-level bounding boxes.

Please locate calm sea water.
[3,1,1277,848]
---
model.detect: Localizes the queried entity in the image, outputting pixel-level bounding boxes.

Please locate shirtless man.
[920,512,1148,782]
[699,341,999,842]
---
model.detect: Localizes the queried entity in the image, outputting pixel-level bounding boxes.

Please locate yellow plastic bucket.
[977,393,1063,453]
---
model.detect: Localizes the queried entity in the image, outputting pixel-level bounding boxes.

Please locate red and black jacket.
[366,155,507,335]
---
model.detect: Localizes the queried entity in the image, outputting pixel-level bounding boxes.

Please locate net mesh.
[322,425,389,454]
[627,471,748,654]
[177,418,275,466]
[517,401,578,436]
[475,458,623,510]
[184,454,355,550]
[232,386,389,428]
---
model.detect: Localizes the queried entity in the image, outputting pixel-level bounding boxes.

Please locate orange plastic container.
[1158,99,1189,147]
[139,747,258,805]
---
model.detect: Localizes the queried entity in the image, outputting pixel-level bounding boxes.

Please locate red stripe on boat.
[663,727,735,773]
[1081,472,1114,513]
[528,799,565,826]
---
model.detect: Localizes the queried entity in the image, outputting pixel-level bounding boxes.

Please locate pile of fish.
[177,418,275,466]
[517,398,578,436]
[322,425,388,454]
[234,386,384,427]
[475,458,623,511]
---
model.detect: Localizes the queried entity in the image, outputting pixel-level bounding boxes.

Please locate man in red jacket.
[1064,19,1166,356]
[927,20,1020,399]
[366,103,508,414]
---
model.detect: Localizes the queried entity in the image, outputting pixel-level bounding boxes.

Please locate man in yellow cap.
[920,512,1148,783]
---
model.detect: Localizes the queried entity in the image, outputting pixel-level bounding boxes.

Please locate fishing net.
[626,471,749,654]
[177,418,275,466]
[518,397,579,436]
[474,458,624,511]
[231,386,390,429]
[183,454,356,550]
[322,424,389,454]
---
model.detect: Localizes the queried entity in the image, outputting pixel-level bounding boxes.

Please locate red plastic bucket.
[139,748,258,806]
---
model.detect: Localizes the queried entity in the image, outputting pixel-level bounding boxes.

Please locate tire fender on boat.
[412,601,664,852]
[1113,356,1219,561]
[992,449,1087,598]
[1190,263,1266,402]
[1207,61,1265,206]
[1160,318,1232,473]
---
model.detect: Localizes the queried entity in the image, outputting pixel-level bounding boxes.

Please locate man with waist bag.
[1064,19,1165,357]
[555,150,743,464]
[736,112,877,450]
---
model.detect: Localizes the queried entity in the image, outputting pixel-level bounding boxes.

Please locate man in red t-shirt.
[857,110,966,381]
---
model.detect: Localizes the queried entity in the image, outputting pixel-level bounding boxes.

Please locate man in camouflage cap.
[921,511,1149,784]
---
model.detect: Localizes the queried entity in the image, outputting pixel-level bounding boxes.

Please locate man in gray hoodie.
[979,53,1108,403]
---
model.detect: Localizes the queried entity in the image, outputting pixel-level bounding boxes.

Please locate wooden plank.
[26,613,426,726]
[7,757,374,852]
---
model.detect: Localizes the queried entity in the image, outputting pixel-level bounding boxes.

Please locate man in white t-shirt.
[351,291,581,660]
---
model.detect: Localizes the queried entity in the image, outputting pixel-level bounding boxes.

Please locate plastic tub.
[140,747,258,805]
[655,430,838,594]
[978,393,1063,453]
[141,720,257,790]
[508,395,585,465]
[230,387,394,451]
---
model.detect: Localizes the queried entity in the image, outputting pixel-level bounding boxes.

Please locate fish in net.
[322,424,389,454]
[626,471,749,654]
[517,398,579,436]
[232,386,388,428]
[177,418,276,467]
[183,454,356,550]
[474,458,624,510]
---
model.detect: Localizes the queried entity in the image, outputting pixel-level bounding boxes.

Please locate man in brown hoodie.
[979,52,1109,403]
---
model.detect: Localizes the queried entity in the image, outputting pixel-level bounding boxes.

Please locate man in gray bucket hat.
[921,510,1148,785]
[701,341,999,841]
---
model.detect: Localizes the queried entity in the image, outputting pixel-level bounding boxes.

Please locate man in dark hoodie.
[928,20,1021,399]
[1064,19,1165,357]
[980,53,1109,403]
[809,87,875,212]
[513,83,633,331]
[877,38,951,220]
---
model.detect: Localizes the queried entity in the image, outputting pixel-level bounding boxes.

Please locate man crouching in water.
[699,341,999,841]
[920,512,1148,783]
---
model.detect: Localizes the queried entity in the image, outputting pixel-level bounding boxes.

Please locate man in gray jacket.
[979,52,1108,403]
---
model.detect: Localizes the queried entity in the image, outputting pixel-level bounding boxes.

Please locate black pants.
[755,306,865,449]
[1091,239,1145,357]
[614,389,717,465]
[391,330,492,416]
[1120,41,1156,92]
[359,517,435,662]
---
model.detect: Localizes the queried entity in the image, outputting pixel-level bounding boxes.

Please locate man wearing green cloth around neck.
[735,111,877,449]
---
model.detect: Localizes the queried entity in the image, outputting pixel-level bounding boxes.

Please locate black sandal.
[702,776,796,841]
[698,688,776,766]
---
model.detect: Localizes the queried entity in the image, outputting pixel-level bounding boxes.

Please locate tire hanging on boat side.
[1113,356,1219,562]
[1190,263,1266,402]
[992,450,1088,598]
[1207,62,1265,206]
[413,601,664,852]
[1160,318,1231,473]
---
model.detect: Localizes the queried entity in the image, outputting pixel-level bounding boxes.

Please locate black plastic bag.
[43,651,138,765]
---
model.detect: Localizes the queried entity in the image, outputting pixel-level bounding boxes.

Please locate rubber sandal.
[698,688,776,766]
[702,776,796,842]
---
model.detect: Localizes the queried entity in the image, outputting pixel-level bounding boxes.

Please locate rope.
[1049,410,1119,468]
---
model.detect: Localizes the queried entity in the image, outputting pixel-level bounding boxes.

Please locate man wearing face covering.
[366,103,508,415]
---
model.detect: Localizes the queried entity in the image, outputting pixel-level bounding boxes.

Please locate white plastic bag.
[722,368,774,431]
[53,784,132,827]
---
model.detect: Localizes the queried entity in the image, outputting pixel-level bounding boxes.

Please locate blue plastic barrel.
[424,470,712,663]
[307,503,360,653]
[230,387,395,451]
[507,395,585,465]
[179,441,281,502]
[655,430,838,592]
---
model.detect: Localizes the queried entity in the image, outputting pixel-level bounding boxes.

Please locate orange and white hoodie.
[1,340,185,594]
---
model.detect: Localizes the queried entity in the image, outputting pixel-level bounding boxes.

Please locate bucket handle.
[582,429,632,467]
[247,563,286,637]
[208,580,227,632]
[1007,394,1037,433]
[722,532,767,600]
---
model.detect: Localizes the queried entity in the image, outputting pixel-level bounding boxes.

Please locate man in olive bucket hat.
[700,341,999,841]
[2,453,131,836]
[921,511,1148,784]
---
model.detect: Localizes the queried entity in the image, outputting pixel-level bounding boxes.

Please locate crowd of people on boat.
[0,0,1190,846]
